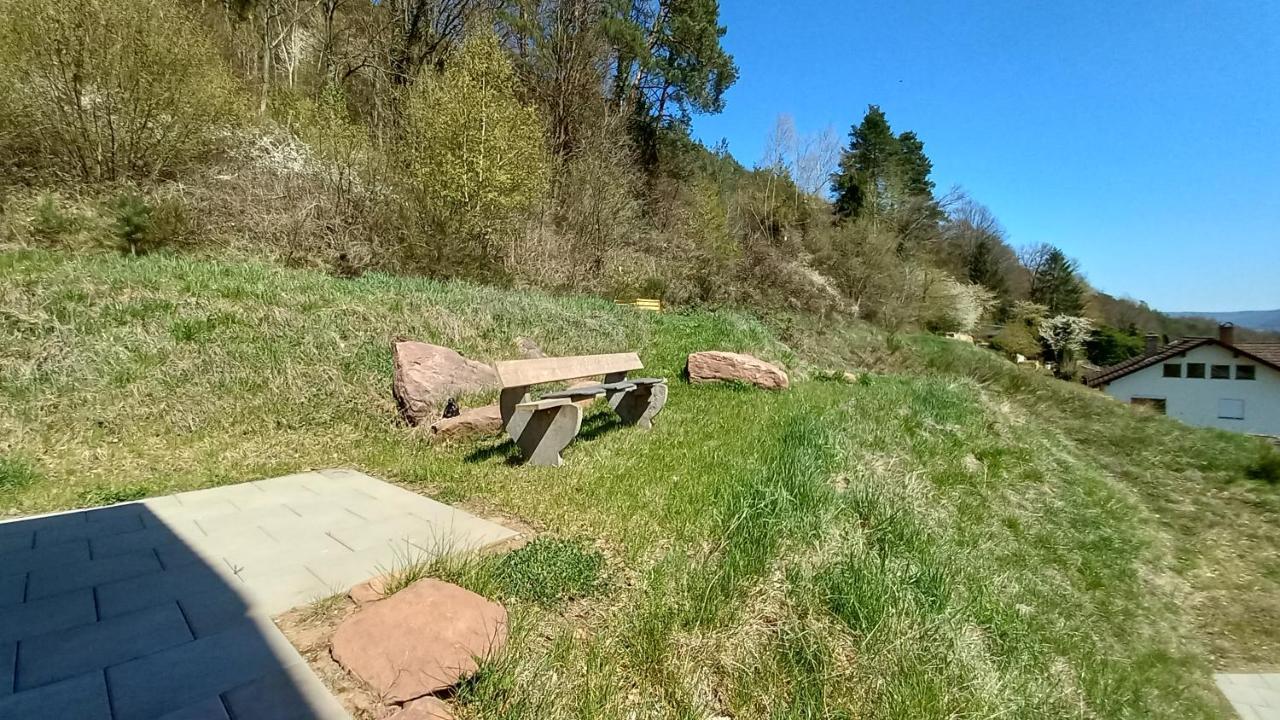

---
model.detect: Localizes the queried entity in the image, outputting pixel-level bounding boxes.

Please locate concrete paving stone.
[156,697,231,720]
[84,502,151,524]
[195,505,307,536]
[0,643,13,697]
[106,616,305,720]
[25,549,163,600]
[0,669,111,720]
[219,533,353,581]
[0,589,95,644]
[251,473,327,495]
[154,542,212,571]
[91,524,196,559]
[236,568,338,616]
[0,539,90,575]
[146,500,241,529]
[34,511,143,548]
[0,511,87,539]
[96,564,244,622]
[173,592,257,639]
[0,535,31,557]
[303,543,412,591]
[16,602,194,691]
[221,660,350,720]
[0,576,24,610]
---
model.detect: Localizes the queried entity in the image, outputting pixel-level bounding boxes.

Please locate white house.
[1086,324,1280,436]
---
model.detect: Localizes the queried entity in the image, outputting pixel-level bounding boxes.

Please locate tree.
[1040,315,1094,378]
[402,29,551,277]
[831,105,898,221]
[609,0,738,123]
[1024,244,1085,316]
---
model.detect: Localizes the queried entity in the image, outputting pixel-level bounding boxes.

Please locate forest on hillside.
[0,0,1267,372]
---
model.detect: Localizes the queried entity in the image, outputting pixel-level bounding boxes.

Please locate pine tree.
[831,105,898,220]
[831,106,938,224]
[1029,247,1086,316]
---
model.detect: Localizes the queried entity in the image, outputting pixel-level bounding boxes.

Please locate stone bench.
[493,353,667,466]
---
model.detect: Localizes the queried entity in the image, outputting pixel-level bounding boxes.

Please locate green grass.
[3,248,1279,718]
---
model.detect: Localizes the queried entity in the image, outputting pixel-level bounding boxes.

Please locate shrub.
[492,537,605,606]
[108,192,186,256]
[0,0,241,183]
[29,194,80,244]
[1245,447,1280,484]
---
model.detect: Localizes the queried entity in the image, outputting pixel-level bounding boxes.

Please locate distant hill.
[1168,309,1280,333]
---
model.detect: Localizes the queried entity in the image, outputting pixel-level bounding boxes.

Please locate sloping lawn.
[3,249,1278,718]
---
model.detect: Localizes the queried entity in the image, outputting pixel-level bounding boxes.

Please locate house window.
[1131,397,1167,414]
[1186,363,1205,378]
[1237,365,1256,380]
[1163,363,1181,378]
[1211,365,1231,379]
[1217,399,1245,420]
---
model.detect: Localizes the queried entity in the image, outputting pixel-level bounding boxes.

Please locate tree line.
[0,0,1254,372]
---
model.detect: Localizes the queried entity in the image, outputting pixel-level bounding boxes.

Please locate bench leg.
[609,383,667,430]
[506,403,583,467]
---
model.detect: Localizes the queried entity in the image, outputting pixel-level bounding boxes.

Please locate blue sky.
[690,1,1280,312]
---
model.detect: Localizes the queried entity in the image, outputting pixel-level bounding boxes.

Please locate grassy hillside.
[4,249,1280,719]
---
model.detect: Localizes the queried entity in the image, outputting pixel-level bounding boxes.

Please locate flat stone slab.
[0,469,519,720]
[1217,673,1280,719]
[331,579,507,704]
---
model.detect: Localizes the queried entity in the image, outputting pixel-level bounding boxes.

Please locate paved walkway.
[0,469,519,719]
[1218,674,1280,720]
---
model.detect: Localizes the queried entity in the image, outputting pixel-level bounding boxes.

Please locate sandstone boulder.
[428,405,503,443]
[331,579,508,704]
[686,351,789,390]
[393,341,498,425]
[348,575,389,605]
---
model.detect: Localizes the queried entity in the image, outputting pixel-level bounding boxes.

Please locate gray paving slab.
[0,576,23,610]
[1217,673,1280,719]
[0,539,90,574]
[106,617,305,720]
[26,549,163,600]
[34,511,144,547]
[0,643,13,697]
[0,468,520,720]
[0,589,96,644]
[16,602,193,691]
[156,697,231,720]
[221,660,348,720]
[0,669,111,720]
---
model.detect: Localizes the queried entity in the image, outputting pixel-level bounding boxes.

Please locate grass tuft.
[492,537,606,607]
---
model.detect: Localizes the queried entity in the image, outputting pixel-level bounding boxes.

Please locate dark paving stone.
[0,512,87,540]
[222,662,347,720]
[0,576,24,610]
[157,697,231,720]
[34,512,143,548]
[0,540,90,576]
[90,525,182,559]
[0,590,95,644]
[0,536,30,557]
[16,602,194,692]
[106,619,302,720]
[97,565,244,625]
[0,643,13,697]
[26,550,162,601]
[0,670,111,720]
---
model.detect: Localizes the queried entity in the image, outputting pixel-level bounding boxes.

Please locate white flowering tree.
[1039,315,1094,378]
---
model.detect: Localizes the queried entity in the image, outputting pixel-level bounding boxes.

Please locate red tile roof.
[1236,343,1280,366]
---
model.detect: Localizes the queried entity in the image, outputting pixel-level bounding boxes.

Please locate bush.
[0,0,241,183]
[1245,447,1280,484]
[492,537,605,607]
[401,29,550,279]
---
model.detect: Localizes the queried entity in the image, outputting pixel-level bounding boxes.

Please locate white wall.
[1101,343,1280,435]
